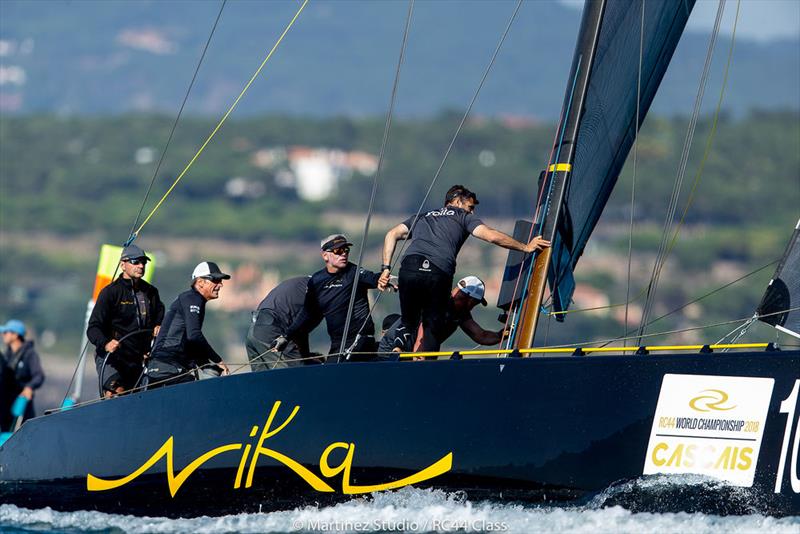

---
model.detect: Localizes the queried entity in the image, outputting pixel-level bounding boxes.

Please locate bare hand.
[152,325,160,338]
[377,269,391,291]
[525,235,551,253]
[218,362,230,376]
[104,339,120,353]
[20,386,34,400]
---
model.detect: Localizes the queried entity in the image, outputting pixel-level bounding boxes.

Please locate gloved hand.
[11,396,28,418]
[273,335,289,352]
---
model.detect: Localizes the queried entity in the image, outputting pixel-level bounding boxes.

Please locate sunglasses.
[329,247,350,256]
[126,258,148,265]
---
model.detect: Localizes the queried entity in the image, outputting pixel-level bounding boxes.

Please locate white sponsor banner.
[643,374,774,487]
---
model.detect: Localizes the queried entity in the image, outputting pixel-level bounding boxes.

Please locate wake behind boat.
[1,0,799,520]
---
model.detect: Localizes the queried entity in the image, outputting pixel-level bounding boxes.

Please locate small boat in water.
[2,0,799,518]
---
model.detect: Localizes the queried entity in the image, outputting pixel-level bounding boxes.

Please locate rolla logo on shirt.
[189,305,201,314]
[425,208,456,217]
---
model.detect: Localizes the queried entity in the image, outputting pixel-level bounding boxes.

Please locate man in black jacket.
[276,234,389,363]
[1,319,45,430]
[146,261,231,388]
[87,244,164,397]
[247,276,311,371]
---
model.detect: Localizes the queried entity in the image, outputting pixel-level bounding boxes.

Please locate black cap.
[320,233,353,251]
[120,244,148,261]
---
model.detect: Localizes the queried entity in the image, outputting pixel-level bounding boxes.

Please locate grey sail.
[545,0,696,318]
[757,218,800,338]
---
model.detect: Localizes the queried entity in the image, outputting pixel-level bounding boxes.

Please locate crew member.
[247,276,311,371]
[1,320,44,430]
[146,261,231,388]
[380,276,504,357]
[87,244,164,397]
[275,234,388,362]
[376,313,401,360]
[382,184,550,352]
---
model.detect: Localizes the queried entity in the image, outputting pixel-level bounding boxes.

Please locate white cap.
[457,275,487,306]
[191,261,231,281]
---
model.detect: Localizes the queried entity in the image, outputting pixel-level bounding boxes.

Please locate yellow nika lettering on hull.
[87,437,241,497]
[86,401,453,498]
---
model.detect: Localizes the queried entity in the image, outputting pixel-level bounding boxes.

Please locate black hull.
[1,351,799,517]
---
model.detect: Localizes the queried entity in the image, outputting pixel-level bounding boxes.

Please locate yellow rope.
[547,1,741,319]
[133,0,310,236]
[399,342,768,359]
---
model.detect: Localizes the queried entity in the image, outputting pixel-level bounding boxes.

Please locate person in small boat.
[379,276,504,357]
[381,184,550,352]
[145,261,231,389]
[247,276,311,371]
[273,234,389,363]
[0,320,44,430]
[87,244,164,397]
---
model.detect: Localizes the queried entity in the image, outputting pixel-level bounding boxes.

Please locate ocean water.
[1,482,798,534]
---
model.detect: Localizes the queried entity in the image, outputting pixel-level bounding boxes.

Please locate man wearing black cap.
[275,234,388,362]
[146,261,231,388]
[381,185,550,353]
[87,244,164,397]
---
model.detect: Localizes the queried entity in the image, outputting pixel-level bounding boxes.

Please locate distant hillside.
[1,0,797,118]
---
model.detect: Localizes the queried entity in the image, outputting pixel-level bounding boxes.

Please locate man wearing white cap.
[146,261,231,388]
[379,276,505,355]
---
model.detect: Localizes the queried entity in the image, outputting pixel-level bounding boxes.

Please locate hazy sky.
[561,0,800,42]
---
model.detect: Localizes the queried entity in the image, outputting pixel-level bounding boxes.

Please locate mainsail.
[757,218,800,339]
[547,0,697,317]
[509,0,696,347]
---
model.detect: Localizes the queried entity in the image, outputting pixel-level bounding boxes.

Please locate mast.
[514,0,606,349]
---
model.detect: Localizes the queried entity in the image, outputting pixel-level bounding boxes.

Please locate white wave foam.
[1,487,798,534]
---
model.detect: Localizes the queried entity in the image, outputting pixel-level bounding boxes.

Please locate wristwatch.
[381,264,391,272]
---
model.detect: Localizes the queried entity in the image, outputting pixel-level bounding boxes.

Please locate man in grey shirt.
[247,276,311,371]
[381,185,549,353]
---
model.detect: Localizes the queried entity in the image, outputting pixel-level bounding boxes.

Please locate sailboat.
[1,0,798,518]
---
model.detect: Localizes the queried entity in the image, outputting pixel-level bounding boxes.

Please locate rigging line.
[340,0,414,357]
[545,307,800,351]
[507,54,583,349]
[637,0,725,342]
[625,0,645,346]
[597,257,778,347]
[717,313,757,347]
[498,62,577,351]
[659,0,741,267]
[132,0,309,237]
[346,0,524,348]
[126,0,227,244]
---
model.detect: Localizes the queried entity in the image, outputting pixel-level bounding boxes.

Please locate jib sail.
[757,218,800,339]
